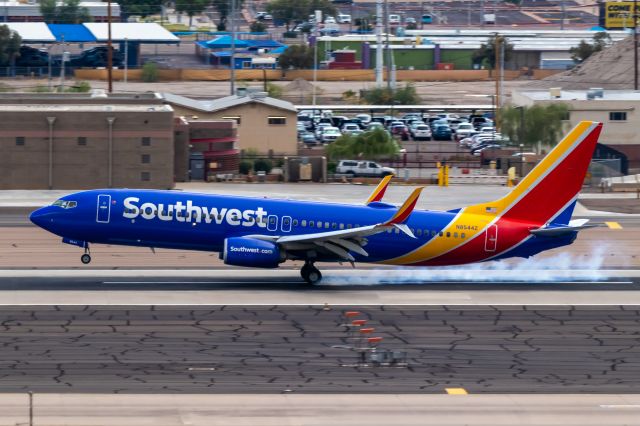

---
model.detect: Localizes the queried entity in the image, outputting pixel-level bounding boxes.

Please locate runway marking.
[445,388,468,395]
[600,405,640,409]
[605,221,623,229]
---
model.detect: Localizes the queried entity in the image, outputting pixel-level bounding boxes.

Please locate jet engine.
[223,237,283,268]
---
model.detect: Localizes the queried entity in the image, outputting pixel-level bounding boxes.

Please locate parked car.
[324,16,337,24]
[355,113,372,124]
[388,14,401,25]
[455,122,475,140]
[68,47,123,68]
[336,160,396,177]
[337,14,352,24]
[367,122,385,131]
[320,126,342,143]
[15,46,49,67]
[390,123,410,140]
[314,123,332,139]
[301,132,318,145]
[432,124,453,140]
[412,124,432,141]
[256,11,272,20]
[405,17,417,25]
[341,123,361,134]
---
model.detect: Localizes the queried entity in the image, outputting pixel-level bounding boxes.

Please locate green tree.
[266,0,336,31]
[39,0,91,23]
[176,0,209,27]
[0,25,21,67]
[141,61,159,82]
[212,0,245,31]
[570,32,611,63]
[118,0,163,18]
[362,83,421,105]
[500,104,569,151]
[472,35,513,69]
[278,45,314,70]
[325,128,400,161]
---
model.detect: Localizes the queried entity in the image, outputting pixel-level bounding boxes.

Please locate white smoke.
[322,244,612,285]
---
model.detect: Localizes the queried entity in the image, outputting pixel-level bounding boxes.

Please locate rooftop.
[519,89,640,101]
[163,92,297,113]
[0,104,174,112]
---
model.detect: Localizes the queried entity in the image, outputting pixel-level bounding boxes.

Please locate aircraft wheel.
[301,263,322,284]
[81,254,91,264]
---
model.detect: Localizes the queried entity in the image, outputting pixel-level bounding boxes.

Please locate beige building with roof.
[163,90,298,155]
[512,89,640,172]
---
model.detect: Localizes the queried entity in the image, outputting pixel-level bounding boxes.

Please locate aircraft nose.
[29,206,55,228]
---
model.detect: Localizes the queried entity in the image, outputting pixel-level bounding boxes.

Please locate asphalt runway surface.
[0,303,639,394]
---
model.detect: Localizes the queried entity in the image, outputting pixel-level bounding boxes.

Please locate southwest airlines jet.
[30,121,602,284]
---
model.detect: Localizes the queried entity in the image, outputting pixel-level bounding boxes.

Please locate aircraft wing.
[247,187,424,262]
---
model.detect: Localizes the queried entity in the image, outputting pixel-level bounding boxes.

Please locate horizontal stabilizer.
[530,220,597,237]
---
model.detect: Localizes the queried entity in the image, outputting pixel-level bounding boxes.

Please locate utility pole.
[560,0,566,30]
[230,0,236,95]
[107,0,113,93]
[635,0,638,90]
[385,0,391,89]
[375,0,384,87]
[494,34,501,132]
[312,9,321,106]
[481,0,485,28]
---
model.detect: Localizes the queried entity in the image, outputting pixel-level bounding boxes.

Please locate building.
[317,30,629,71]
[0,93,175,189]
[174,118,239,181]
[512,89,640,172]
[163,90,298,155]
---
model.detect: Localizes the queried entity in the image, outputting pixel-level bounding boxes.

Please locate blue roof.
[198,35,250,49]
[270,46,288,54]
[245,39,285,49]
[48,24,96,42]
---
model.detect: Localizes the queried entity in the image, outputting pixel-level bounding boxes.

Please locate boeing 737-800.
[30,121,602,284]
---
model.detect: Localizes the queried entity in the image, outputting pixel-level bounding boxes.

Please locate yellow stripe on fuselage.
[382,121,593,265]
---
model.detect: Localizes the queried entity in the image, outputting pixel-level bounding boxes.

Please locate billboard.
[603,1,639,29]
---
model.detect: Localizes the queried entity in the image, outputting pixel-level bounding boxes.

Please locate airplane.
[30,121,603,284]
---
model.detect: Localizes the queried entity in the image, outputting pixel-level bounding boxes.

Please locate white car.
[337,14,352,24]
[341,123,360,134]
[455,123,475,140]
[324,16,336,24]
[356,113,372,124]
[389,14,401,25]
[412,124,432,141]
[336,160,396,178]
[321,127,341,143]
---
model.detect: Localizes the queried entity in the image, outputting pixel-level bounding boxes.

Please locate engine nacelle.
[223,237,283,268]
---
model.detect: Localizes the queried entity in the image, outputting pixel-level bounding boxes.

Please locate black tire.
[81,254,91,264]
[306,267,322,284]
[346,171,355,178]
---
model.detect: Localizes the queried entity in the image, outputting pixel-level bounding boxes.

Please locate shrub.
[141,61,159,82]
[66,81,91,92]
[253,158,273,174]
[250,21,267,32]
[239,160,253,175]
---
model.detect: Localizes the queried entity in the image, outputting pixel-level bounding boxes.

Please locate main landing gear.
[80,245,91,264]
[301,261,322,284]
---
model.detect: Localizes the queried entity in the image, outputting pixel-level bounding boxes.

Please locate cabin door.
[484,224,498,252]
[96,194,111,224]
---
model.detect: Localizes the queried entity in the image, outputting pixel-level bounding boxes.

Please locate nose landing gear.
[300,261,322,284]
[80,245,91,264]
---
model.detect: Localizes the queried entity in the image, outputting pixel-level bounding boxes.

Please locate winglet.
[384,187,424,225]
[366,174,394,204]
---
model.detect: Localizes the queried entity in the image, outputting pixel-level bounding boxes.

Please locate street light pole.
[124,37,128,85]
[230,0,236,95]
[634,0,638,90]
[107,0,113,93]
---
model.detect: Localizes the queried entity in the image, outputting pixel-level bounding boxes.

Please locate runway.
[0,304,639,394]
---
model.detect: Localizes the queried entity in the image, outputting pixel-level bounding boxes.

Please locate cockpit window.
[52,200,77,209]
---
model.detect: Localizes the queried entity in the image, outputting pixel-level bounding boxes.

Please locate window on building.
[141,137,151,146]
[223,116,241,125]
[609,112,627,121]
[268,116,286,125]
[141,171,151,181]
[77,137,87,146]
[15,137,25,146]
[141,154,151,164]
